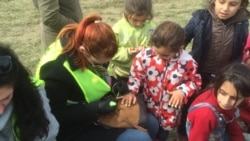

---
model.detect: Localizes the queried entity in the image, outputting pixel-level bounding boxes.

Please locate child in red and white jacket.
[120,21,202,141]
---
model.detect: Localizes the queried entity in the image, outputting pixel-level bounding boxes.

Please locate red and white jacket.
[128,48,202,130]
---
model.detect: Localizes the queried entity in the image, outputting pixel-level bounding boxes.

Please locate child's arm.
[125,51,146,106]
[226,120,245,141]
[188,107,217,141]
[183,11,198,48]
[169,59,202,107]
[239,98,250,124]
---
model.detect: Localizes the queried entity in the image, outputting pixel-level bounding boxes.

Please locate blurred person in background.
[32,0,83,49]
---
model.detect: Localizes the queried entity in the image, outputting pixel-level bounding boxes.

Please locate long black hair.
[0,43,49,141]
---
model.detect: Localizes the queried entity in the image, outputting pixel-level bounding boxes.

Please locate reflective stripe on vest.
[63,61,111,103]
[36,40,63,78]
[36,39,110,103]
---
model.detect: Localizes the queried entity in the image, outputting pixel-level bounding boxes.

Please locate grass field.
[0,0,204,73]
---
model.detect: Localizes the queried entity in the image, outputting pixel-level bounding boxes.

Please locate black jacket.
[39,45,126,141]
[184,9,249,71]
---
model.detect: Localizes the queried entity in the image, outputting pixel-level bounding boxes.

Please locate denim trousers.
[116,113,159,141]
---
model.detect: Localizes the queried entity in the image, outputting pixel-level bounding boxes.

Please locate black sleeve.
[111,77,130,96]
[40,60,99,128]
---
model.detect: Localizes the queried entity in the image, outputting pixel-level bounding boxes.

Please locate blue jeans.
[147,113,159,139]
[116,113,159,141]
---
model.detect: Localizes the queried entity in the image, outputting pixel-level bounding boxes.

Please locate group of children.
[107,0,250,140]
[109,0,250,141]
[1,0,250,141]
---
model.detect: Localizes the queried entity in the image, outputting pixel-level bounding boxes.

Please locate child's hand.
[128,46,146,55]
[168,90,185,109]
[128,48,139,55]
[118,93,137,107]
[137,45,146,51]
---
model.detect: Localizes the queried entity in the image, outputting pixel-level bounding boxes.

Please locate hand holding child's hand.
[118,93,137,107]
[168,90,184,109]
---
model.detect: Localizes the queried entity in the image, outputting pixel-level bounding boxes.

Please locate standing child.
[184,0,250,89]
[186,63,250,141]
[107,0,156,81]
[121,21,202,141]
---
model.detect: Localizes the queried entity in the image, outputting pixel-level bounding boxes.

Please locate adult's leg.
[116,128,151,141]
[147,113,159,139]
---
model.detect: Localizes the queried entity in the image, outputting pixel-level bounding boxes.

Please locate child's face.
[217,80,244,110]
[153,46,177,61]
[0,85,13,115]
[127,14,148,28]
[214,0,242,20]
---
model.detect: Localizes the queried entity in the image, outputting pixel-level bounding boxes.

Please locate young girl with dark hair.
[186,63,250,141]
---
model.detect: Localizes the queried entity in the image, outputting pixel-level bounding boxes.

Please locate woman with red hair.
[35,13,156,141]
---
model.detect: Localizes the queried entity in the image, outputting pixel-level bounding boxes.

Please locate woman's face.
[217,81,244,110]
[214,0,242,20]
[0,85,13,115]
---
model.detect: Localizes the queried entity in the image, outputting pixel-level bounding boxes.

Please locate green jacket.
[107,17,156,78]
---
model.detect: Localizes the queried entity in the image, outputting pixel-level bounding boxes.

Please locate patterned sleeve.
[176,59,202,103]
[127,51,147,95]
